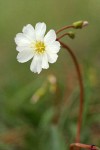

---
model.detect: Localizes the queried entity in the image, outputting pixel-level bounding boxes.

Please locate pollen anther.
[35,41,45,53]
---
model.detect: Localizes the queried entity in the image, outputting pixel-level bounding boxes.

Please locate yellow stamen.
[35,41,45,54]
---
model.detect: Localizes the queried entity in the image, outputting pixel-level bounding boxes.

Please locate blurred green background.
[0,0,100,149]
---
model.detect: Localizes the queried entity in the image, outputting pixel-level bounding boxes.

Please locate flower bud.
[68,31,75,39]
[73,21,88,29]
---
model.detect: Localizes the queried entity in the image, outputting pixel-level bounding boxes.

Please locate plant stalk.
[70,143,99,150]
[57,40,84,143]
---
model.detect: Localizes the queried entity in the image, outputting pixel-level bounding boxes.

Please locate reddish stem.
[56,33,69,40]
[56,25,74,34]
[70,143,98,150]
[57,40,84,143]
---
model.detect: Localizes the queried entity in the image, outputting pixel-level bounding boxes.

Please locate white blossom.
[15,22,61,74]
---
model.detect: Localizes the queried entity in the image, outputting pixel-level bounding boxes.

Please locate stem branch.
[57,33,69,41]
[56,25,74,34]
[57,40,84,143]
[70,143,98,150]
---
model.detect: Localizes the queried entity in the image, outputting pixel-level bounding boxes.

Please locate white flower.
[15,22,61,74]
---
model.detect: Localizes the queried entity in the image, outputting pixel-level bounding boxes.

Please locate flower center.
[35,41,45,54]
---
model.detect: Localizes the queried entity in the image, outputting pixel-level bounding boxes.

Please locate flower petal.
[35,22,46,41]
[47,52,58,64]
[15,33,31,47]
[46,41,61,53]
[30,55,42,74]
[22,24,36,41]
[16,46,33,52]
[44,30,56,44]
[17,49,34,63]
[42,53,49,69]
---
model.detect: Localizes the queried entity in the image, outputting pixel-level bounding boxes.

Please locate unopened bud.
[82,21,89,27]
[68,31,75,39]
[73,20,88,29]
